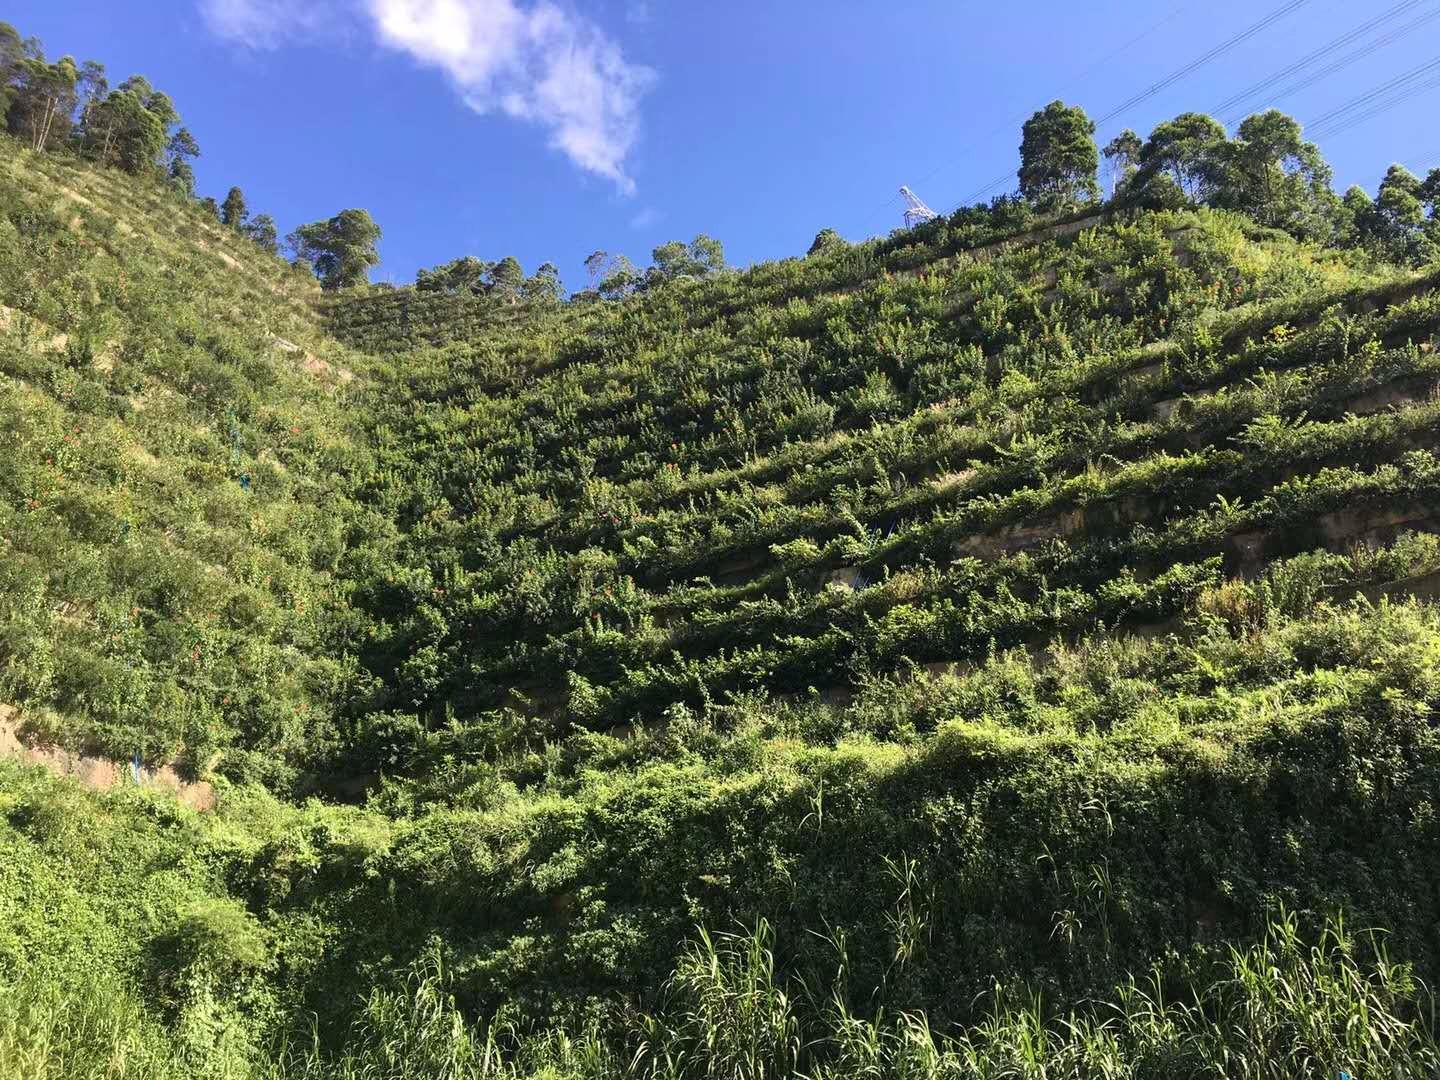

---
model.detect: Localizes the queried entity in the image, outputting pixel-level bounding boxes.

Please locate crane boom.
[899,185,938,228]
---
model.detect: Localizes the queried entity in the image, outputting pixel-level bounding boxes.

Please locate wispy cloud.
[199,0,340,46]
[199,0,654,192]
[629,206,660,228]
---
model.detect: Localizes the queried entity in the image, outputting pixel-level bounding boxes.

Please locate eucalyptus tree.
[1358,165,1435,265]
[584,249,609,289]
[490,255,525,301]
[649,234,726,282]
[598,254,640,299]
[525,262,563,304]
[1134,112,1229,205]
[1018,100,1100,210]
[245,213,278,254]
[8,53,78,151]
[288,209,382,289]
[1101,129,1141,197]
[1215,111,1332,240]
[416,256,493,294]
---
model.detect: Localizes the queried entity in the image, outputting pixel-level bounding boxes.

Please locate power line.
[951,0,1314,211]
[1306,55,1440,139]
[875,2,1190,228]
[1308,71,1440,143]
[1212,0,1430,121]
[1224,4,1440,126]
[1092,0,1312,126]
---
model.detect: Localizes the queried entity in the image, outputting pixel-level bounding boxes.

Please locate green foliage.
[287,209,382,290]
[491,255,524,301]
[1354,164,1439,266]
[222,186,248,229]
[7,61,1440,1080]
[1215,110,1333,240]
[1018,100,1099,210]
[648,234,725,282]
[7,53,78,153]
[807,228,846,257]
[246,213,279,255]
[417,255,495,295]
[0,140,379,776]
[1101,128,1141,197]
[1134,112,1230,205]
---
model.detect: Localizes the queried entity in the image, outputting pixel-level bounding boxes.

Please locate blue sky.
[12,0,1440,289]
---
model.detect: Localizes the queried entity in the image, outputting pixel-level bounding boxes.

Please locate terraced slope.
[0,142,387,784]
[330,209,1440,751]
[6,142,1440,1077]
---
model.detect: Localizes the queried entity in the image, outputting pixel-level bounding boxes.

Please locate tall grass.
[2,911,1436,1078]
[0,976,186,1080]
[629,911,1439,1079]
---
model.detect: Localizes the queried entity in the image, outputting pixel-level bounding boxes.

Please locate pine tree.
[221,186,248,229]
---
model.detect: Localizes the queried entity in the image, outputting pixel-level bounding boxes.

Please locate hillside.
[0,142,391,785]
[6,132,1440,1078]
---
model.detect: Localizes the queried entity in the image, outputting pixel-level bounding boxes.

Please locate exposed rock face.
[0,705,216,811]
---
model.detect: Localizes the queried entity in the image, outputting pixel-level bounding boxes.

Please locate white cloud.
[199,0,339,47]
[629,206,659,228]
[200,0,654,192]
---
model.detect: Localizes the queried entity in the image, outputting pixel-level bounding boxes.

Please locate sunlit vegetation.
[5,17,1440,1077]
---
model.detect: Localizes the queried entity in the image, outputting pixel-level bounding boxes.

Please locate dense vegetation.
[7,16,1440,1076]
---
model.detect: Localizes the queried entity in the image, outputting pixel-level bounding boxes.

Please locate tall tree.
[286,209,382,289]
[8,53,78,151]
[1422,168,1440,212]
[1214,111,1332,240]
[649,234,726,282]
[584,250,608,290]
[1101,129,1142,197]
[199,196,221,221]
[82,84,158,171]
[221,186,248,229]
[1135,113,1229,205]
[416,256,493,295]
[168,159,196,197]
[73,59,106,133]
[165,127,199,197]
[1017,100,1099,210]
[0,23,25,117]
[524,262,563,304]
[598,255,640,300]
[244,213,278,255]
[1333,185,1372,249]
[807,228,847,256]
[489,256,525,301]
[166,126,199,171]
[80,75,181,174]
[1357,165,1435,265]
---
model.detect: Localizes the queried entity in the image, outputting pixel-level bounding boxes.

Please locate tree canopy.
[1018,100,1099,210]
[221,186,248,229]
[649,234,726,282]
[287,209,382,290]
[807,228,847,256]
[1352,164,1438,265]
[1102,129,1142,197]
[1134,112,1229,205]
[1213,110,1332,240]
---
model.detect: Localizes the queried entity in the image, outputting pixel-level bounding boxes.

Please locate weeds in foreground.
[9,911,1428,1079]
